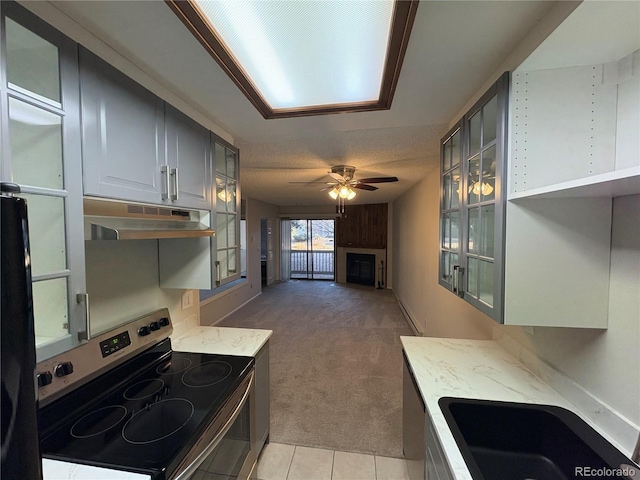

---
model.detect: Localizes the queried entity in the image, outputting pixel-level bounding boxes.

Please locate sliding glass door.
[290,219,334,280]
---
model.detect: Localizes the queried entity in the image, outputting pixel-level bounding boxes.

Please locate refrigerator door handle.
[76,293,90,341]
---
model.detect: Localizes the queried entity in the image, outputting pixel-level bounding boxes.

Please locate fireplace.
[346,253,376,287]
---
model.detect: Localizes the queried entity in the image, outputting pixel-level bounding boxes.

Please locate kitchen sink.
[439,397,639,480]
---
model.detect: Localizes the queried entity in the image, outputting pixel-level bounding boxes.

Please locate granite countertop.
[43,459,151,480]
[400,336,626,480]
[171,326,272,357]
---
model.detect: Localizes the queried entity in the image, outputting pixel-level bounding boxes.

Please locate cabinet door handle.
[170,167,179,201]
[453,266,465,297]
[215,260,221,286]
[76,293,91,341]
[161,165,170,200]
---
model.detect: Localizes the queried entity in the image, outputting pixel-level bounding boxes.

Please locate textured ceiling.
[50,0,557,207]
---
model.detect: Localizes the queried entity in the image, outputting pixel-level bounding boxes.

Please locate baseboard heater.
[396,296,423,336]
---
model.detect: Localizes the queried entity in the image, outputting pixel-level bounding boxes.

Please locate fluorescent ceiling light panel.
[167,0,418,118]
[195,0,393,110]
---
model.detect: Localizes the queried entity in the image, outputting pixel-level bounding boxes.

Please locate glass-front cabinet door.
[0,3,87,360]
[213,137,240,286]
[439,73,508,322]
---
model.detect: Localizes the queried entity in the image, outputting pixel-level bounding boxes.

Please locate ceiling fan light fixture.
[339,185,351,198]
[347,189,357,200]
[328,187,339,200]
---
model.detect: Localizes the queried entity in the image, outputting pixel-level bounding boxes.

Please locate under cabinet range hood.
[84,198,214,240]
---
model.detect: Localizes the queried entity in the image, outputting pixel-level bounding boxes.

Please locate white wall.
[199,197,280,325]
[85,240,199,336]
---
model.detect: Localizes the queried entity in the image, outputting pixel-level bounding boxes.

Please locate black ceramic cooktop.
[39,339,253,479]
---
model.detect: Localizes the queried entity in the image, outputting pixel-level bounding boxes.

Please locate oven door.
[172,370,256,480]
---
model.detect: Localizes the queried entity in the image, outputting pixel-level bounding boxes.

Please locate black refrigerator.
[1,184,43,479]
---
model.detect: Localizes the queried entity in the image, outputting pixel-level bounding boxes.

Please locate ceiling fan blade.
[328,172,346,182]
[353,184,378,191]
[289,181,336,185]
[356,176,399,183]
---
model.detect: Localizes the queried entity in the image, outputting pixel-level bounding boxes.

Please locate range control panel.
[36,308,173,406]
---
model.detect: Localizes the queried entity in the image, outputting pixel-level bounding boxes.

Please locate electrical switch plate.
[182,290,194,310]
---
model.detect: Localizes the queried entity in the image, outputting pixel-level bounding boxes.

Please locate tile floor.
[256,443,411,480]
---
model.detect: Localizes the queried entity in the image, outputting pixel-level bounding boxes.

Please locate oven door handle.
[171,370,254,480]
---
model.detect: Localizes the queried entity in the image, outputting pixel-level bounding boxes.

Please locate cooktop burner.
[182,361,232,387]
[123,398,194,444]
[70,405,127,439]
[39,339,254,479]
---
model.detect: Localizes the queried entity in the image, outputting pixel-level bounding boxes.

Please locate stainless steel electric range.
[37,309,256,480]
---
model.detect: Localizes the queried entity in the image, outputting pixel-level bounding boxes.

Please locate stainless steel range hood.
[84,198,214,240]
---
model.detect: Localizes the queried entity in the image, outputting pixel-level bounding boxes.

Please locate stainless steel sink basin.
[439,397,639,480]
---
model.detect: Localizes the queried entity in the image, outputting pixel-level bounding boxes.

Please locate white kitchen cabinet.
[80,47,166,205]
[164,103,211,210]
[439,73,509,323]
[502,32,639,328]
[80,49,212,210]
[0,2,88,361]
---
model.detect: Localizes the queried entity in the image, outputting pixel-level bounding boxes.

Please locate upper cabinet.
[0,2,88,360]
[80,49,212,210]
[503,1,639,329]
[439,73,509,323]
[165,104,211,210]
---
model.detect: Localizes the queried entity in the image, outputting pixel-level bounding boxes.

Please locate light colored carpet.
[217,280,414,457]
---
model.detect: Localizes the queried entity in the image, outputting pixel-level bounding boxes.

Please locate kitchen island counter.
[401,336,636,480]
[43,459,151,480]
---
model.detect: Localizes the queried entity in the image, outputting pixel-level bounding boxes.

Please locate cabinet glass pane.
[227,181,237,213]
[467,155,480,205]
[480,205,495,258]
[442,213,450,249]
[479,260,494,306]
[227,215,237,247]
[217,213,228,248]
[9,98,63,190]
[451,253,458,268]
[228,248,237,274]
[6,18,61,104]
[443,173,451,210]
[481,145,496,202]
[441,251,450,282]
[451,212,459,250]
[467,257,478,298]
[33,278,68,344]
[451,167,460,209]
[469,111,481,156]
[451,131,460,167]
[218,250,229,280]
[443,139,452,171]
[215,143,226,174]
[216,176,228,212]
[483,96,498,146]
[21,194,66,277]
[226,150,236,178]
[468,207,478,254]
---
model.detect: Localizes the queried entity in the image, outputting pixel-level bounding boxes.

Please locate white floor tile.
[286,446,334,480]
[256,443,296,480]
[332,451,376,480]
[374,456,410,480]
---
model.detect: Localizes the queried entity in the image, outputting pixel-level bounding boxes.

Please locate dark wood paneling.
[336,204,388,249]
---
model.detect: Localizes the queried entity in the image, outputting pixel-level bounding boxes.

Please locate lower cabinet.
[254,342,270,455]
[403,352,453,480]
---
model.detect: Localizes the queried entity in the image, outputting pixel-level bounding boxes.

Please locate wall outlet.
[181,290,194,310]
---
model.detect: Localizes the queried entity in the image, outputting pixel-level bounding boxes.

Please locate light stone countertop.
[43,459,151,480]
[400,336,622,480]
[171,326,272,357]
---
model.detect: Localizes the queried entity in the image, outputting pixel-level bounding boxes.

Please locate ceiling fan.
[292,165,398,195]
